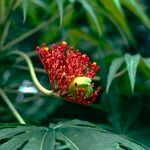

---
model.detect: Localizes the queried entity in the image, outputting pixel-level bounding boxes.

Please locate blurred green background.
[0,0,150,149]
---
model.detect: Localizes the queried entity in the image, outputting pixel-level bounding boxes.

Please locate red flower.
[36,41,101,105]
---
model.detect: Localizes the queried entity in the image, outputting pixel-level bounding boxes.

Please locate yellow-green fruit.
[68,77,93,98]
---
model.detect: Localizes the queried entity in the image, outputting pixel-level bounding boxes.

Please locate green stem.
[16,51,36,63]
[0,88,26,124]
[10,50,55,96]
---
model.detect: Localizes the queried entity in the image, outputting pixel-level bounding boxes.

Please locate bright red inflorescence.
[36,41,101,105]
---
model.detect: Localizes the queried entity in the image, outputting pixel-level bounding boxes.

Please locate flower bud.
[68,77,93,99]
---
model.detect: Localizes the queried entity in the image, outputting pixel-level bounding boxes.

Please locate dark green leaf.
[70,28,99,46]
[57,121,148,150]
[0,0,5,23]
[23,130,46,150]
[0,123,28,128]
[22,0,29,22]
[62,119,97,127]
[69,0,76,3]
[113,0,122,11]
[121,0,150,29]
[78,0,101,36]
[57,132,79,150]
[125,53,141,93]
[56,0,63,27]
[0,120,148,150]
[41,129,55,150]
[106,57,124,93]
[0,126,36,140]
[94,6,128,45]
[143,58,150,70]
[100,0,135,45]
[123,100,142,134]
[0,130,38,150]
[128,127,150,148]
[31,0,47,9]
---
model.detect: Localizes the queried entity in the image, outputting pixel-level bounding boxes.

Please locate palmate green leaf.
[143,58,150,70]
[77,0,101,36]
[23,130,46,150]
[56,0,63,27]
[0,129,41,150]
[22,0,29,23]
[0,123,28,128]
[57,132,79,150]
[56,120,148,150]
[0,126,48,150]
[125,53,141,93]
[64,119,97,127]
[106,57,124,93]
[121,0,150,29]
[0,126,36,140]
[0,120,148,150]
[41,129,55,150]
[58,127,146,150]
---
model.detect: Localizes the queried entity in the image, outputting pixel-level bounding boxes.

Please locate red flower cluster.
[36,41,100,105]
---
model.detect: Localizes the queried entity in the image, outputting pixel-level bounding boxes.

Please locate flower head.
[36,41,101,105]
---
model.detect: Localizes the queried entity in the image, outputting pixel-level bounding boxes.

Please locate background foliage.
[0,0,150,149]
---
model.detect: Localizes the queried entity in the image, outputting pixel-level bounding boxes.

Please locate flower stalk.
[10,50,55,96]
